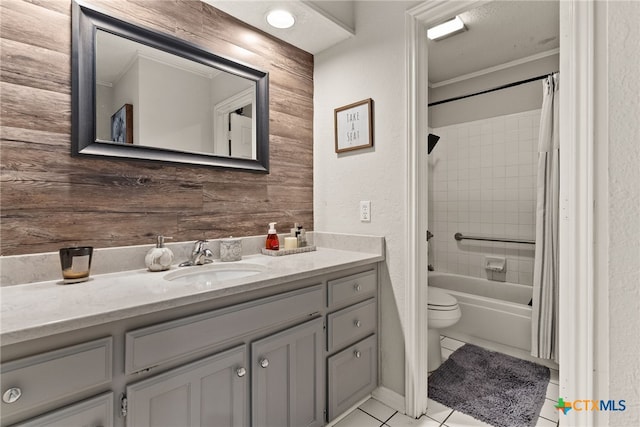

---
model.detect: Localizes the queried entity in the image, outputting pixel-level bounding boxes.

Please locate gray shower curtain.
[531,73,559,362]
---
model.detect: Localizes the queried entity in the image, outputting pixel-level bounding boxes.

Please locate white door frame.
[213,88,256,156]
[404,1,596,422]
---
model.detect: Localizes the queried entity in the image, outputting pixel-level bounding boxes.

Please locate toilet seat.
[428,287,459,311]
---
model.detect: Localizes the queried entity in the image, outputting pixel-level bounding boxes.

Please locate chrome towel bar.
[454,232,535,245]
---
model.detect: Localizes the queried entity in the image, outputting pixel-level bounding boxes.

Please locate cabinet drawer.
[327,299,376,353]
[10,392,114,427]
[327,334,377,421]
[126,285,323,374]
[1,338,112,419]
[327,270,376,310]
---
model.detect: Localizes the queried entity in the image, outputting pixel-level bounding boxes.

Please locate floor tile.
[549,368,559,385]
[535,416,558,427]
[334,408,383,427]
[538,398,560,422]
[441,337,465,352]
[359,398,397,423]
[425,398,454,423]
[385,412,441,427]
[441,347,454,360]
[443,411,494,426]
[545,382,559,401]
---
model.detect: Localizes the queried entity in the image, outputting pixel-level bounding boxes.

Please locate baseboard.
[372,386,406,414]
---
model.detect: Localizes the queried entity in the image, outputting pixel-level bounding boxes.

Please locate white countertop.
[1,247,383,346]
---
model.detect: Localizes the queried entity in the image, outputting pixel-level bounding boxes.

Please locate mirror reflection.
[95,30,257,159]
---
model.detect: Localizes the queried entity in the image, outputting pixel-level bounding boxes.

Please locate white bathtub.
[428,271,533,352]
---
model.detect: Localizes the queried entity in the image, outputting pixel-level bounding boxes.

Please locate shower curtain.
[531,73,559,362]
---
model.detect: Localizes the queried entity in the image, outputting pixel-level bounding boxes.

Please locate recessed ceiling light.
[427,16,466,41]
[266,10,295,29]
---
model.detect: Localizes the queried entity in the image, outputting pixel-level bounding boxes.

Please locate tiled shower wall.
[428,109,541,286]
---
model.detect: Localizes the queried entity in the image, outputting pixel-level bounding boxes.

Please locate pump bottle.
[145,235,174,271]
[266,222,280,250]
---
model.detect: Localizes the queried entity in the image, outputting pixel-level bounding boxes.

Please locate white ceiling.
[96,30,219,85]
[208,0,559,84]
[204,0,355,54]
[428,0,559,83]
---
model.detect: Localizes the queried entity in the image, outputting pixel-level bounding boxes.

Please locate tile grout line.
[539,415,559,423]
[356,407,397,426]
[440,410,455,427]
[381,410,398,425]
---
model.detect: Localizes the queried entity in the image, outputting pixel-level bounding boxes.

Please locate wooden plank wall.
[0,0,314,256]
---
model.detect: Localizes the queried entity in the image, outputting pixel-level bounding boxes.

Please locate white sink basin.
[164,263,266,285]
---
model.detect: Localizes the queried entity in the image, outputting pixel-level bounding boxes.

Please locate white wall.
[96,84,114,141]
[602,1,640,425]
[314,1,418,398]
[138,57,212,152]
[429,110,539,285]
[112,59,139,143]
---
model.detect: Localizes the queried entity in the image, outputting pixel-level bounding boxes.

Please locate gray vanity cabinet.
[1,264,379,427]
[251,318,324,427]
[125,345,248,427]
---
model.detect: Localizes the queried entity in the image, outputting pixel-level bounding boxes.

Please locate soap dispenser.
[145,236,174,271]
[266,222,280,250]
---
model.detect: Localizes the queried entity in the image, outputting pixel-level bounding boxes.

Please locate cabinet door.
[10,392,113,427]
[251,318,324,427]
[327,334,377,421]
[126,345,247,427]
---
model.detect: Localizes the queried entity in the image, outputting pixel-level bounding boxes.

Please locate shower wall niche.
[428,110,540,286]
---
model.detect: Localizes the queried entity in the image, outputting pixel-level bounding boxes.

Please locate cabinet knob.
[259,358,269,368]
[354,320,362,328]
[353,282,361,292]
[354,350,361,359]
[236,367,247,378]
[2,387,22,404]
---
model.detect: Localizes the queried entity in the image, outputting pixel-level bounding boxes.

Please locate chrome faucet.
[179,240,214,267]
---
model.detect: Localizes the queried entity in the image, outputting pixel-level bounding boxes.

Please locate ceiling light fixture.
[266,10,295,29]
[427,16,466,41]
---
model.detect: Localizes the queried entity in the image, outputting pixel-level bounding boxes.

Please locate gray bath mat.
[428,344,550,427]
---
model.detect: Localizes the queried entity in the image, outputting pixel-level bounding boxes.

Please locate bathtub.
[428,271,533,353]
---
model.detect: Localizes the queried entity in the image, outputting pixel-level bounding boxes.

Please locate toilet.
[428,287,462,372]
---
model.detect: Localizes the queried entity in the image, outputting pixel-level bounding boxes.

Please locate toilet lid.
[428,287,458,309]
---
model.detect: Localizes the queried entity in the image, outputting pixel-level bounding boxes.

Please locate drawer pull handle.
[260,358,269,368]
[2,387,22,404]
[236,367,247,377]
[354,320,362,328]
[354,350,362,359]
[354,283,361,292]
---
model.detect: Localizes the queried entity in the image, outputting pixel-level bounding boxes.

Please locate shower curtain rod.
[428,72,558,107]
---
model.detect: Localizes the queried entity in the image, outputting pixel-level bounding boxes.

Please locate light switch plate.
[360,201,371,222]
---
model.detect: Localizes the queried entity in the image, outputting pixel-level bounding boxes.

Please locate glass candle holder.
[59,246,93,284]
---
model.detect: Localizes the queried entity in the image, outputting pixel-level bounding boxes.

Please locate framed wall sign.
[334,98,373,153]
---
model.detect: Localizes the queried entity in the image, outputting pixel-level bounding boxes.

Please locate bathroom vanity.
[0,237,383,427]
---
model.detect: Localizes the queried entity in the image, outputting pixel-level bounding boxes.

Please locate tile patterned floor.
[334,336,560,427]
